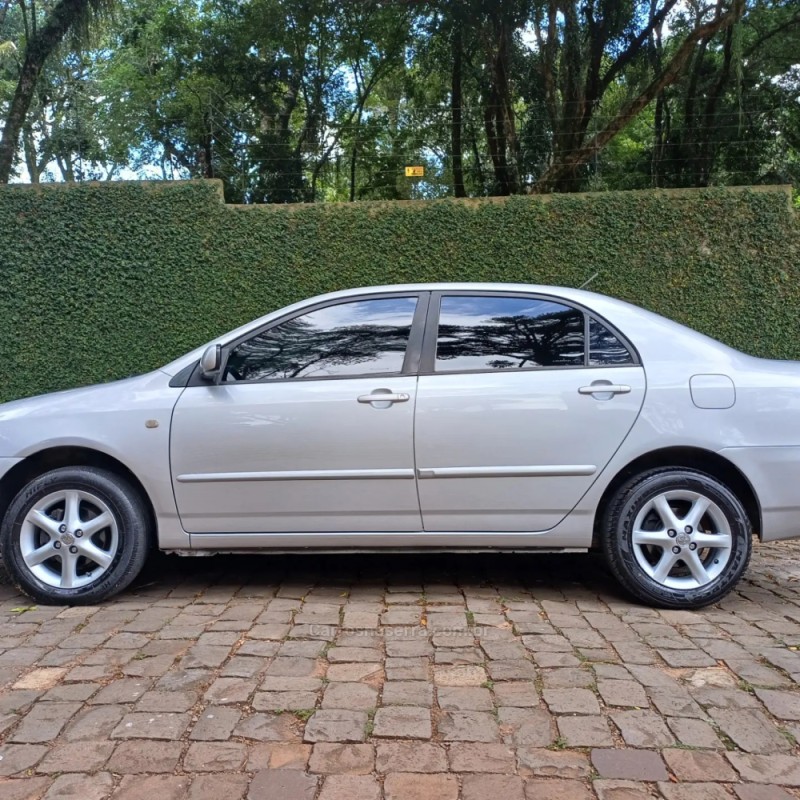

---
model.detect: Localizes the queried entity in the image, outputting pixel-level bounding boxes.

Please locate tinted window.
[589,317,634,365]
[435,296,585,372]
[225,297,417,381]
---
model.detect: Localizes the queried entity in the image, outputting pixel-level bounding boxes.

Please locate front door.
[170,294,426,533]
[414,293,645,531]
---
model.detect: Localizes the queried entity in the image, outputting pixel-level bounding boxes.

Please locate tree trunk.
[451,21,466,198]
[533,0,745,193]
[0,0,90,182]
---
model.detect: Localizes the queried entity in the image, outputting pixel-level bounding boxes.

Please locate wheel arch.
[593,446,761,547]
[0,446,157,545]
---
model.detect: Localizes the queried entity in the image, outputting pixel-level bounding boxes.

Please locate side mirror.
[200,344,222,380]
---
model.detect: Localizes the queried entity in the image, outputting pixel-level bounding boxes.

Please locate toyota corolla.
[1,283,797,608]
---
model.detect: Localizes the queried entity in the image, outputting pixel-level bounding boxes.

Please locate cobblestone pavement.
[3,542,800,799]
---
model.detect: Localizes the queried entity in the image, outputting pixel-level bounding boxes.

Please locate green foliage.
[0,181,798,403]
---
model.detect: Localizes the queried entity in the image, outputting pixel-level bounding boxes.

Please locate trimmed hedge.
[0,181,798,403]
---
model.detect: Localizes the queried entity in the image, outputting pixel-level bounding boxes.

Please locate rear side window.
[589,317,635,365]
[435,296,585,372]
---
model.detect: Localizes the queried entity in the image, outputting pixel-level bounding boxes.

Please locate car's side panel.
[414,366,646,531]
[170,377,422,533]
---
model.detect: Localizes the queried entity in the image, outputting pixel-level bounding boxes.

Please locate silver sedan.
[1,283,797,608]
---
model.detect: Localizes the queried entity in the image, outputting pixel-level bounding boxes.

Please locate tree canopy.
[1,0,798,199]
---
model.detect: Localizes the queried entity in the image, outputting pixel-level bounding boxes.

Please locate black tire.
[0,466,150,605]
[601,467,752,609]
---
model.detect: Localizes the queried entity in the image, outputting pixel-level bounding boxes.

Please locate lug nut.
[74,529,83,538]
[672,546,681,554]
[689,542,697,551]
[53,541,61,549]
[59,524,67,533]
[69,546,78,554]
[667,529,677,538]
[684,525,693,534]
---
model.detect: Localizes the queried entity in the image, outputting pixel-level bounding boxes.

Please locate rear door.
[414,293,646,531]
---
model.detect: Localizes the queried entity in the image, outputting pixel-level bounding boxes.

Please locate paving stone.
[190,706,241,740]
[666,717,723,749]
[325,663,382,682]
[755,688,800,720]
[733,786,797,800]
[137,689,197,711]
[253,691,318,711]
[543,688,601,714]
[596,679,648,708]
[247,769,318,800]
[657,783,732,800]
[525,778,593,800]
[591,748,669,781]
[373,706,431,739]
[448,743,515,772]
[247,743,311,771]
[381,681,432,706]
[11,702,82,743]
[0,777,52,800]
[375,742,448,773]
[89,678,152,704]
[309,743,374,774]
[107,741,183,773]
[112,712,190,739]
[518,748,591,779]
[37,741,115,773]
[304,710,367,742]
[492,681,539,707]
[234,712,299,742]
[610,709,674,747]
[61,705,125,742]
[557,715,614,746]
[321,682,377,711]
[0,744,48,776]
[726,753,800,785]
[42,772,114,800]
[383,773,459,800]
[486,659,537,680]
[433,665,487,686]
[113,774,190,800]
[708,706,792,753]
[437,687,493,710]
[462,774,525,800]
[438,710,500,742]
[204,678,257,704]
[183,741,247,771]
[318,775,380,800]
[592,779,652,800]
[662,748,738,781]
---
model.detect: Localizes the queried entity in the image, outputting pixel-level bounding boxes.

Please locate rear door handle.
[578,383,631,396]
[357,391,410,406]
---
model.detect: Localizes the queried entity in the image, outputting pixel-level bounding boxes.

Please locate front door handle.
[578,382,631,396]
[357,390,410,407]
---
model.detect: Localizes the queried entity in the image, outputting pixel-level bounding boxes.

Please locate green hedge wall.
[0,181,798,403]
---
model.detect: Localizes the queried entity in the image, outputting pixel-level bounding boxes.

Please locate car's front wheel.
[602,468,752,609]
[1,466,150,605]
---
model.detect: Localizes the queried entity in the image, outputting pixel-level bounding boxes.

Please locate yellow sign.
[405,166,424,177]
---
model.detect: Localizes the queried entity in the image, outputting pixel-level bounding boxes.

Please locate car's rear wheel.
[602,468,752,609]
[0,466,150,605]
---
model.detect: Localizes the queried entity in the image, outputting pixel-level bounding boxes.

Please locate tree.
[0,0,110,182]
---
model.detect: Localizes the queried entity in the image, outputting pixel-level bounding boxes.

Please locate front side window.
[225,297,418,381]
[435,296,585,372]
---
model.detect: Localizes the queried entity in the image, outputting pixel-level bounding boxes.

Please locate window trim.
[187,291,430,387]
[419,290,640,376]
